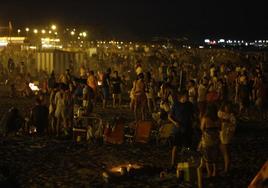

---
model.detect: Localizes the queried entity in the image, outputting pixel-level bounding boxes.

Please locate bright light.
[33,29,38,34]
[0,41,8,47]
[29,46,37,50]
[199,46,204,48]
[17,29,21,33]
[51,25,57,30]
[48,30,52,34]
[218,39,225,43]
[25,28,30,32]
[54,32,58,35]
[82,32,87,37]
[71,31,75,35]
[41,29,46,34]
[204,39,210,43]
[41,38,60,42]
[29,83,40,91]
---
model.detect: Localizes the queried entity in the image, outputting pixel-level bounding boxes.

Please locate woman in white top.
[218,102,236,174]
[55,89,66,136]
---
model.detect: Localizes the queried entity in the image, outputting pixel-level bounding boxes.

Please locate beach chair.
[72,114,104,142]
[104,121,125,144]
[135,121,153,143]
[125,121,153,144]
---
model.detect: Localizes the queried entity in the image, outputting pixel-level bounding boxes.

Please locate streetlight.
[51,24,57,31]
[71,31,75,36]
[17,29,21,36]
[25,28,30,36]
[41,29,46,34]
[33,29,38,34]
[48,30,52,34]
[82,32,87,38]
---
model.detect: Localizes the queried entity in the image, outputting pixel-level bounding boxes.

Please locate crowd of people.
[1,45,268,178]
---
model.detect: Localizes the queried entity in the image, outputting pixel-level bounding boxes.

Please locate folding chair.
[134,121,153,143]
[104,121,124,144]
[72,114,104,142]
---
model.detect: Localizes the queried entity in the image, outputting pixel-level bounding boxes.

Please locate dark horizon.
[1,0,268,40]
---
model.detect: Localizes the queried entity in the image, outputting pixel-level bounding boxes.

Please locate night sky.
[1,0,268,40]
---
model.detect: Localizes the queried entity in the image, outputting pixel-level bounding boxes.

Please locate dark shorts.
[102,87,109,99]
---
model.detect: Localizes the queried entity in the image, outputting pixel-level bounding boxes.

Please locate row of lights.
[205,39,268,45]
[17,25,57,35]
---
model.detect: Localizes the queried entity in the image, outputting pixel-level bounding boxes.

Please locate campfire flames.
[109,163,142,174]
[29,83,40,91]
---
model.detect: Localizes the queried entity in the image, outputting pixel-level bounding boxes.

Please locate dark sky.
[1,0,268,40]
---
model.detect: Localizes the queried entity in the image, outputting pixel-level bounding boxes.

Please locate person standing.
[200,104,220,177]
[87,71,98,106]
[101,68,111,108]
[168,92,194,167]
[54,87,66,136]
[111,71,122,107]
[197,78,208,118]
[145,72,156,113]
[133,73,147,121]
[218,103,236,174]
[31,98,49,136]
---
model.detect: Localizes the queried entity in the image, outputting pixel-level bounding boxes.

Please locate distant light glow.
[51,25,57,30]
[218,39,225,43]
[82,32,87,37]
[41,30,46,34]
[204,39,210,43]
[33,29,38,34]
[0,41,8,47]
[29,46,37,49]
